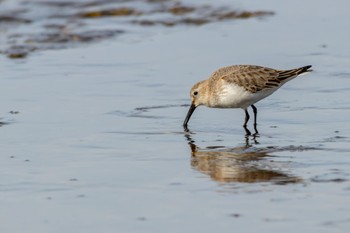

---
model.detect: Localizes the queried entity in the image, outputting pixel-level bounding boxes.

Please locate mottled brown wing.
[217,65,281,93]
[218,65,312,93]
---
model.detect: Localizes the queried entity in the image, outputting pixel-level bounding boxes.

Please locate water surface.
[1,0,350,232]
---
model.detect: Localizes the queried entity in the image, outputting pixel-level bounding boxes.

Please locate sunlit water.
[1,0,350,232]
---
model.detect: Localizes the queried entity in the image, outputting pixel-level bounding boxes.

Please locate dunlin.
[183,64,312,134]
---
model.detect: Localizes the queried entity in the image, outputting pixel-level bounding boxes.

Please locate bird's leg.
[251,104,259,135]
[251,105,258,126]
[243,109,251,135]
[244,109,250,127]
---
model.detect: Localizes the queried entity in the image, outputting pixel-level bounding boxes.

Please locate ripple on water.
[107,104,189,119]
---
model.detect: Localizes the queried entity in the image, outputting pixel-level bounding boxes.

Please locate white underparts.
[212,83,277,109]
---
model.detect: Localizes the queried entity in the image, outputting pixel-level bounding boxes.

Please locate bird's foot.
[243,125,251,136]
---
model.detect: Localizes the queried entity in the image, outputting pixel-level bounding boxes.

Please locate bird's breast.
[209,83,253,109]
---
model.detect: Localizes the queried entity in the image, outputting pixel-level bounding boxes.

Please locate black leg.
[244,109,250,127]
[243,109,251,135]
[251,105,257,125]
[251,104,259,135]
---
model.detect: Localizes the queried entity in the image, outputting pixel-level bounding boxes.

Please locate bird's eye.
[193,91,198,96]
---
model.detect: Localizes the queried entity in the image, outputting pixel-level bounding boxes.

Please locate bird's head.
[183,80,208,129]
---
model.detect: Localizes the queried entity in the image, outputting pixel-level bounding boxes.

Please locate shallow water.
[1,0,350,232]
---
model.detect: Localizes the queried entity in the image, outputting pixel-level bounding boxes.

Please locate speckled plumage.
[208,65,311,93]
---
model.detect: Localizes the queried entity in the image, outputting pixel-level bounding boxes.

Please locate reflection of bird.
[185,134,302,184]
[183,65,312,135]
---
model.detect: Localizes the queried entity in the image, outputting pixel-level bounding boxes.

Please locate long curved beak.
[183,103,197,129]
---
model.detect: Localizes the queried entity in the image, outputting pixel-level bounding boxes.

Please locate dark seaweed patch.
[79,8,142,18]
[0,0,274,58]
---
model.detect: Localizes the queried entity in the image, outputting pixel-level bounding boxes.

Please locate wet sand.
[1,0,350,232]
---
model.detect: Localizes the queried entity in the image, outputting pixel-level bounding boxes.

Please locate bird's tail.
[277,65,312,81]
